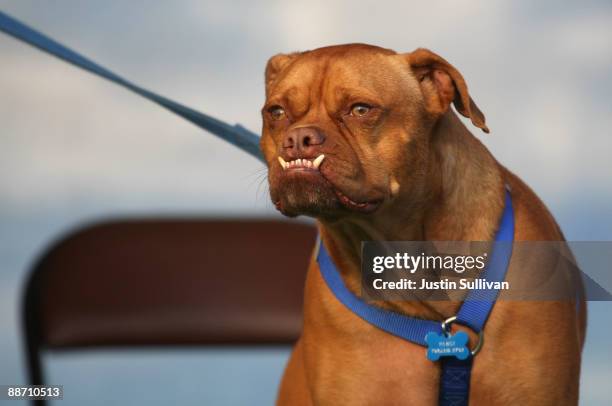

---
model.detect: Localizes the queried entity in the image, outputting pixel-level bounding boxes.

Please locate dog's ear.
[406,48,489,133]
[265,53,299,92]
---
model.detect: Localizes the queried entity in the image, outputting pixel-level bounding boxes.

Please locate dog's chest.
[303,323,442,405]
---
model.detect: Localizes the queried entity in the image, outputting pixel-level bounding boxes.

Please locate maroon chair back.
[23,218,317,403]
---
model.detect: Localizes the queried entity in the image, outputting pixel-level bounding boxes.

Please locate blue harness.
[0,11,515,405]
[318,191,514,405]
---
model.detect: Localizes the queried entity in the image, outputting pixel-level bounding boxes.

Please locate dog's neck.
[317,111,505,319]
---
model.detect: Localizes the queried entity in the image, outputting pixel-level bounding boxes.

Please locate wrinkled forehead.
[269,49,413,106]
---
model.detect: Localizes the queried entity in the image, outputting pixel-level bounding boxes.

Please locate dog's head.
[260,44,487,220]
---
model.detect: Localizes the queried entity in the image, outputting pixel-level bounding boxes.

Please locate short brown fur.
[260,44,585,405]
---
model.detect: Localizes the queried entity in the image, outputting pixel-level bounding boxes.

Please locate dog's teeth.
[281,157,323,170]
[313,154,325,169]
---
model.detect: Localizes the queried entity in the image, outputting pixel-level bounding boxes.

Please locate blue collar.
[316,189,514,347]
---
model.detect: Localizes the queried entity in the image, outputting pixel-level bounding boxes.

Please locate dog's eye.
[268,106,286,121]
[350,103,371,117]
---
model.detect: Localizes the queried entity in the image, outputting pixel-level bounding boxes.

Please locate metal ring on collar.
[441,316,484,356]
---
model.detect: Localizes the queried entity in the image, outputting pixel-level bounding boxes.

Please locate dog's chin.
[272,175,342,219]
[271,171,383,219]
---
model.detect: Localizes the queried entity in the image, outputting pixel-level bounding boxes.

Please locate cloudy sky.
[1,1,611,404]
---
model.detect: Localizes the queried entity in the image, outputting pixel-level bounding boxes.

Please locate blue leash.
[0,11,264,162]
[317,190,514,405]
[1,10,515,405]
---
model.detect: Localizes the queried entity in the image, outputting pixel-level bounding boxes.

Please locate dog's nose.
[282,127,326,158]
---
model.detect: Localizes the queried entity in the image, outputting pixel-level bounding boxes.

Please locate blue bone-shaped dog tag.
[425,331,470,361]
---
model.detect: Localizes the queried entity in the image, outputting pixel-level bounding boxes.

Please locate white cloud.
[554,11,612,67]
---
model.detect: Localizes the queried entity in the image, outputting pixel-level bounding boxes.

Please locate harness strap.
[457,191,515,332]
[317,190,514,405]
[317,238,444,345]
[439,357,473,406]
[0,11,264,162]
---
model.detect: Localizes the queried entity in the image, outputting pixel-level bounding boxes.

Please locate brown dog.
[260,44,586,405]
